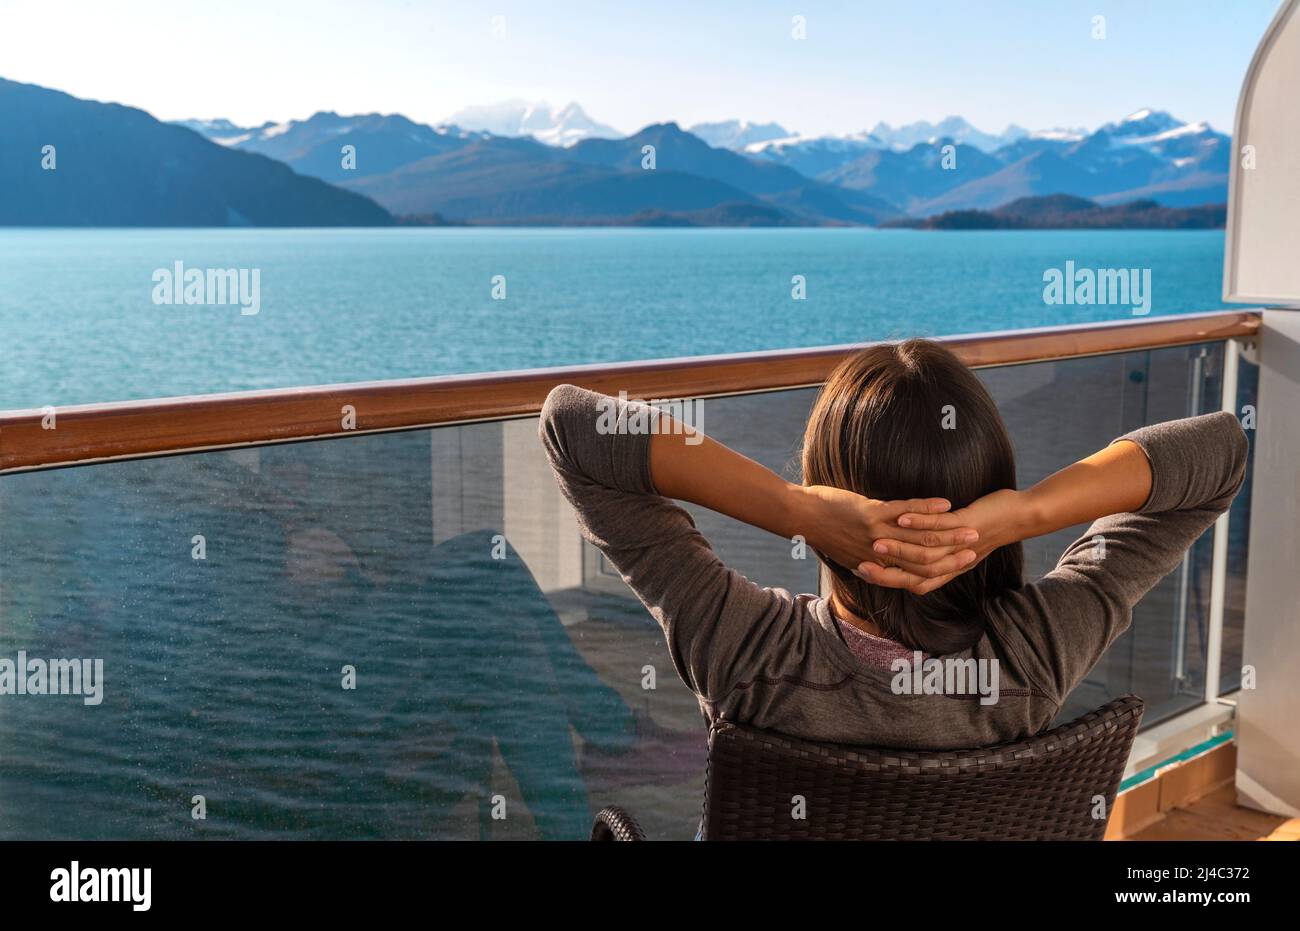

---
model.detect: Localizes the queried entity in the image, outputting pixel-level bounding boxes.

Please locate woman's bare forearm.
[648,415,807,540]
[1016,439,1154,542]
[875,438,1157,589]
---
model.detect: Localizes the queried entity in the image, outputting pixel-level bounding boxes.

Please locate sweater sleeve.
[990,411,1249,704]
[537,384,795,702]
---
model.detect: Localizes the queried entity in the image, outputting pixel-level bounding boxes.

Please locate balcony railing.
[0,309,1262,840]
[0,310,1259,473]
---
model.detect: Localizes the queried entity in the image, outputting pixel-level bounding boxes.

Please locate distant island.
[882,195,1226,230]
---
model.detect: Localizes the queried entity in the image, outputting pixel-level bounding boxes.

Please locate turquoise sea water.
[0,227,1231,409]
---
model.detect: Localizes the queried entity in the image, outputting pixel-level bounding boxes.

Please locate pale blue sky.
[0,0,1282,135]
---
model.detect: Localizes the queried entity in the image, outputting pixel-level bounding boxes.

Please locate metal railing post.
[1204,337,1241,703]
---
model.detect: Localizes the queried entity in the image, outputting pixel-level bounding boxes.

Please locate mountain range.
[177,113,900,225]
[0,79,392,226]
[1,77,1230,227]
[184,103,1231,224]
[742,109,1228,214]
[729,116,1047,156]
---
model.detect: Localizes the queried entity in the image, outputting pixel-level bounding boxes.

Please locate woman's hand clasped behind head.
[801,486,980,596]
[858,488,1026,595]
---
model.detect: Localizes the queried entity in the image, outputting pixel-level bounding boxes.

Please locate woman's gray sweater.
[539,384,1247,749]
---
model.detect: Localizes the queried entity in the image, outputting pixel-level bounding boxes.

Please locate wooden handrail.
[0,310,1262,473]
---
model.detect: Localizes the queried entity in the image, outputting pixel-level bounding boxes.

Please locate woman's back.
[539,382,1246,750]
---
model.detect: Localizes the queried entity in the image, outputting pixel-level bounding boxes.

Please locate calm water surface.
[0,227,1231,408]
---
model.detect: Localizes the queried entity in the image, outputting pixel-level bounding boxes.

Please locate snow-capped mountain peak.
[260,121,295,139]
[1030,127,1089,142]
[864,117,1027,153]
[688,119,791,150]
[174,117,246,136]
[446,100,621,146]
[1105,108,1185,138]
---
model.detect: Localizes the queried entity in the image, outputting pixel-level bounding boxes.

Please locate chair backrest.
[701,695,1144,840]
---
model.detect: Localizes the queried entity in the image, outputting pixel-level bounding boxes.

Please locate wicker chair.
[591,694,1143,841]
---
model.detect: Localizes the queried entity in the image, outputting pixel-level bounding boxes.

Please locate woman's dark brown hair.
[802,338,1023,655]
